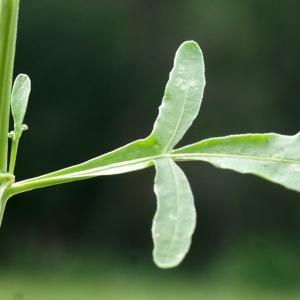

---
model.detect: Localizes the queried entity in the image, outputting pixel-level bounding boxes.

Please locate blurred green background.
[1,0,300,298]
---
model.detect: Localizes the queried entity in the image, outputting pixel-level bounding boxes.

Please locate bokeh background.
[1,0,300,298]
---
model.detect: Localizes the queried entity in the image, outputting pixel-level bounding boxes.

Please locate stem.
[0,180,11,227]
[0,200,7,227]
[8,134,19,174]
[0,0,19,171]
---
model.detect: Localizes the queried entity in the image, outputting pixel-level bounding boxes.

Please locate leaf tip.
[153,251,187,269]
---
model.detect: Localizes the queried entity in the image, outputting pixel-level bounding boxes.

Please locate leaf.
[149,41,205,152]
[173,132,300,192]
[11,74,31,131]
[11,139,159,191]
[12,41,206,192]
[152,158,196,268]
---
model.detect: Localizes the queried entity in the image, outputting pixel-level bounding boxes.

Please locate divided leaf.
[11,74,31,131]
[152,158,196,268]
[174,132,300,192]
[149,41,205,153]
[14,41,205,190]
[6,39,300,270]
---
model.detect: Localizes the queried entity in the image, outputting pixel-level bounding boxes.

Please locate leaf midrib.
[164,158,180,264]
[163,82,190,153]
[13,151,300,188]
[171,153,300,164]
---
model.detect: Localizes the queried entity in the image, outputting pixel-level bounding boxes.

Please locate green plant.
[1,0,299,269]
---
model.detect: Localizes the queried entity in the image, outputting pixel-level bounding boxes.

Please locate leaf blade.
[10,139,158,193]
[149,41,205,152]
[25,138,159,179]
[152,158,196,268]
[11,74,31,130]
[173,133,300,192]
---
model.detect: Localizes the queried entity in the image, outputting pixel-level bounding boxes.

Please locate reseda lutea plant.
[1,0,300,269]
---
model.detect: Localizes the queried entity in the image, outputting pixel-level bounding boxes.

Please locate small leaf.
[152,158,196,268]
[149,41,205,152]
[11,74,31,131]
[173,132,300,192]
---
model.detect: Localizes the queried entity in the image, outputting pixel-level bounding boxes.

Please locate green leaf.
[149,41,205,152]
[173,133,300,192]
[11,74,31,131]
[10,138,159,193]
[10,41,206,194]
[152,158,196,268]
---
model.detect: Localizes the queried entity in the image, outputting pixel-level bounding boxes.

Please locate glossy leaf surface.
[174,133,300,192]
[152,158,196,268]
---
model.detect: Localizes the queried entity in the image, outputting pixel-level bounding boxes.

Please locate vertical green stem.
[8,135,18,174]
[0,200,7,227]
[0,0,19,172]
[0,180,11,227]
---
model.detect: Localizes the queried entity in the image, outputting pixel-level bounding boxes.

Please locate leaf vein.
[171,153,300,164]
[163,85,190,153]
